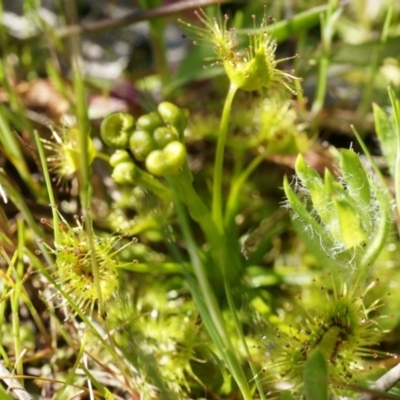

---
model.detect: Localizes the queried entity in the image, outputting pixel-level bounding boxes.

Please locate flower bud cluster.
[100,102,188,182]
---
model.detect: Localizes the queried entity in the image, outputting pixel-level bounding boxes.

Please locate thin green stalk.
[0,279,10,367]
[95,151,110,163]
[159,221,229,374]
[71,55,90,210]
[218,151,268,397]
[243,5,329,43]
[311,0,342,115]
[0,207,29,395]
[11,219,25,383]
[357,6,392,115]
[118,261,188,274]
[54,334,87,400]
[138,0,170,89]
[64,0,90,210]
[170,173,228,292]
[351,125,388,192]
[19,285,51,346]
[293,28,307,118]
[0,265,10,365]
[221,255,267,400]
[137,169,171,199]
[212,83,238,230]
[0,1,7,49]
[174,156,267,399]
[170,164,224,247]
[225,153,264,228]
[33,131,60,247]
[64,0,104,316]
[171,169,265,395]
[173,196,253,400]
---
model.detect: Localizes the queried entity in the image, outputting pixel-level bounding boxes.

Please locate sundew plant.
[1,1,400,399]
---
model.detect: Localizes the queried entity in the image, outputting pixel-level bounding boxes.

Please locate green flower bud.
[157,102,188,135]
[153,127,178,148]
[109,150,131,167]
[145,150,165,176]
[111,161,138,185]
[100,112,135,149]
[145,141,186,176]
[129,130,157,162]
[136,111,164,132]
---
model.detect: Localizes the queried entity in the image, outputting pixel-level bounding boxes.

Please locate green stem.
[222,253,267,400]
[64,0,104,316]
[357,6,392,116]
[311,55,328,116]
[311,1,341,115]
[351,125,388,191]
[12,220,24,383]
[225,153,265,228]
[34,131,61,247]
[243,5,329,43]
[138,0,170,89]
[160,221,229,366]
[172,166,266,398]
[137,169,171,199]
[149,18,170,90]
[117,261,189,274]
[173,193,253,400]
[0,249,14,369]
[172,166,223,249]
[96,151,110,163]
[212,83,238,230]
[221,154,269,400]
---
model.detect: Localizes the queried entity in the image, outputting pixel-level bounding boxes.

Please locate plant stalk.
[212,83,238,230]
